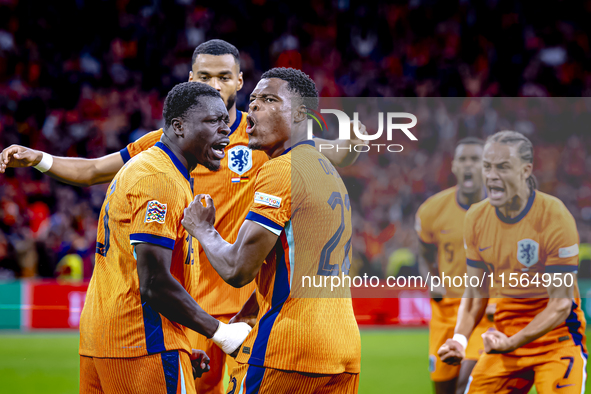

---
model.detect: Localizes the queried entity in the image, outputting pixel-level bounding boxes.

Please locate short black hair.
[163,82,221,128]
[192,39,240,68]
[260,67,319,111]
[456,137,485,147]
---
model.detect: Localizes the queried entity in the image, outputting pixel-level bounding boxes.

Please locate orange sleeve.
[120,129,163,163]
[415,200,435,244]
[128,173,187,250]
[245,159,291,236]
[544,202,580,273]
[464,206,486,270]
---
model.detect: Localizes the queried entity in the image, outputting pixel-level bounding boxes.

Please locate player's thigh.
[80,356,104,394]
[429,318,459,382]
[228,363,349,394]
[94,350,195,394]
[533,346,587,394]
[456,360,477,394]
[186,326,226,394]
[465,353,533,394]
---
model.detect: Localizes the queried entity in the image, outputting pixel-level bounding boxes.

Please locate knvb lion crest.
[517,239,539,267]
[228,145,252,176]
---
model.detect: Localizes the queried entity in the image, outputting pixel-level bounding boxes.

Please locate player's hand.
[348,120,369,146]
[482,329,516,354]
[485,303,496,322]
[437,339,465,365]
[182,194,216,237]
[190,349,210,378]
[229,312,257,329]
[0,145,42,173]
[211,321,252,356]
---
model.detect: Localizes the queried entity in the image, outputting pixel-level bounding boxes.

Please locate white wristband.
[452,334,468,350]
[33,152,53,173]
[211,321,252,355]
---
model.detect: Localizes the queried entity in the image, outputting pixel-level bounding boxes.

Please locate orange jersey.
[80,142,194,358]
[465,190,586,356]
[416,186,472,297]
[121,110,266,315]
[235,141,361,374]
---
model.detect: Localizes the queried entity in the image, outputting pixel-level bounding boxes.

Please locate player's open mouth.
[246,115,256,133]
[211,141,229,160]
[488,186,505,199]
[463,173,474,189]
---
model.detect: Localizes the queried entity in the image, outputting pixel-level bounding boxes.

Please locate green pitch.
[0,330,586,393]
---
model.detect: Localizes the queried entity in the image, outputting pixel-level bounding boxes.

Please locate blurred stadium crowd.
[0,0,590,280]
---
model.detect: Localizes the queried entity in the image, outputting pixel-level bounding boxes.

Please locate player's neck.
[457,187,485,207]
[160,134,191,172]
[499,186,531,218]
[228,103,238,126]
[267,131,307,159]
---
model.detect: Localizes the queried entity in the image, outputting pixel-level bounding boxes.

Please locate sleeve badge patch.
[145,200,167,224]
[254,192,282,208]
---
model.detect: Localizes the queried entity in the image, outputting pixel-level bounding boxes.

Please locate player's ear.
[172,118,184,137]
[188,71,194,82]
[451,158,459,179]
[236,71,244,92]
[522,162,533,180]
[294,105,307,124]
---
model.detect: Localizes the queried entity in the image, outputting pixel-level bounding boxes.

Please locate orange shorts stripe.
[227,362,359,394]
[80,350,195,394]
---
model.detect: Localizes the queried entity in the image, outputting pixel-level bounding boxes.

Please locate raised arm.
[0,144,123,187]
[182,194,278,288]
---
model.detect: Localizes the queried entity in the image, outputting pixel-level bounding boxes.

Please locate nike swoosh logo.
[479,246,492,252]
[556,383,574,389]
[440,229,452,234]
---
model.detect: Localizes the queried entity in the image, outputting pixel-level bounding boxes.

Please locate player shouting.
[79,83,251,394]
[0,40,365,393]
[182,68,361,393]
[438,131,586,393]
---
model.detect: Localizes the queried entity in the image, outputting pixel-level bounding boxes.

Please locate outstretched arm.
[182,194,278,288]
[314,120,368,167]
[0,145,124,187]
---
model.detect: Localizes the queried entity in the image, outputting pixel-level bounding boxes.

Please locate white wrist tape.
[211,321,252,355]
[452,334,468,350]
[33,152,53,173]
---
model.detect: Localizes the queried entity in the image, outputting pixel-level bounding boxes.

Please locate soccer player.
[79,82,252,394]
[437,131,587,393]
[0,40,364,393]
[416,137,494,394]
[182,68,361,393]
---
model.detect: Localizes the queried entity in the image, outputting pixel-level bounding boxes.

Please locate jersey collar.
[280,140,315,156]
[155,141,190,182]
[495,189,536,224]
[228,109,242,137]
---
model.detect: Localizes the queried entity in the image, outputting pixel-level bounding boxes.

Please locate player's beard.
[226,92,236,111]
[203,160,221,172]
[248,141,263,150]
